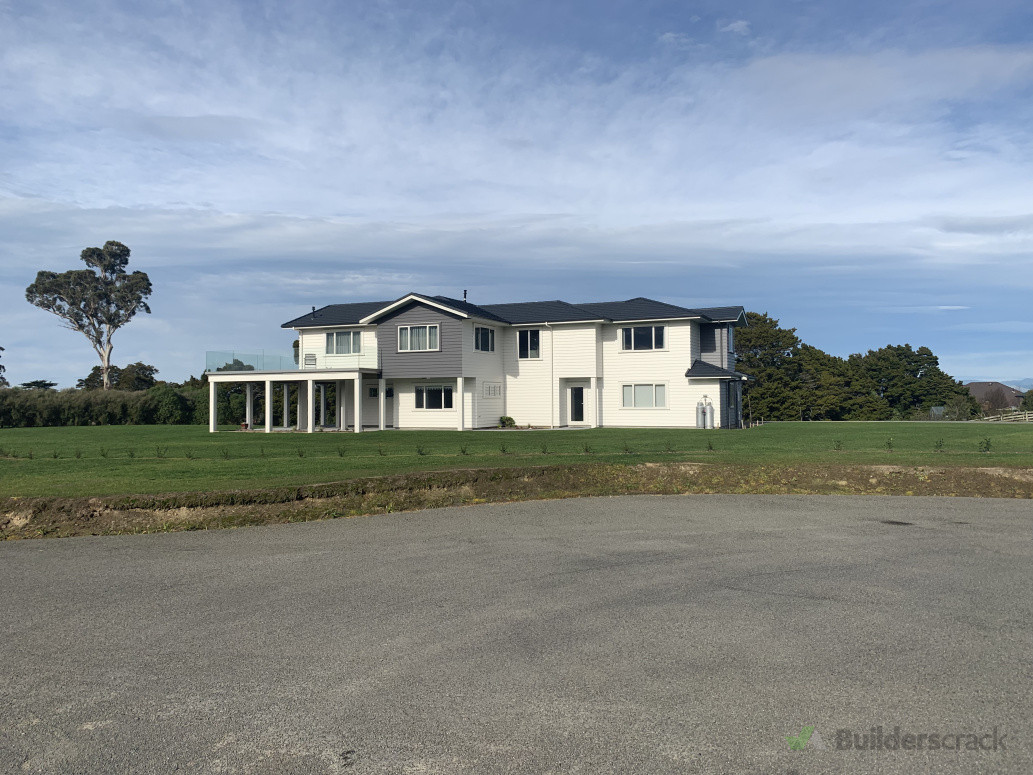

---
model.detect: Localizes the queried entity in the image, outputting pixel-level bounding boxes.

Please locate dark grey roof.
[685,359,751,379]
[478,300,602,324]
[692,306,747,324]
[281,301,392,328]
[282,295,746,328]
[426,295,510,323]
[576,297,704,322]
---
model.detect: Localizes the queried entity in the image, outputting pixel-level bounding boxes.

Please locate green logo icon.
[787,725,826,751]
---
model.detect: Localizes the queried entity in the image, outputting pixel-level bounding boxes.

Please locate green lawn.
[1,422,1031,498]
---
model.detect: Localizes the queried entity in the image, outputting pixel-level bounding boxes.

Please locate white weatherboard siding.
[600,321,719,427]
[299,327,379,370]
[394,378,460,429]
[461,321,506,428]
[502,327,555,427]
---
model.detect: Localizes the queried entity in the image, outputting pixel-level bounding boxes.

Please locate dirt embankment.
[2,462,1032,540]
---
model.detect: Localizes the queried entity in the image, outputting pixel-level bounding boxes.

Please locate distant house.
[966,381,1025,411]
[206,293,750,432]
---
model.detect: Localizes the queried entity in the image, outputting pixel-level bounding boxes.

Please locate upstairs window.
[415,385,453,409]
[475,326,495,352]
[326,331,361,355]
[398,324,439,352]
[621,325,665,351]
[518,329,540,359]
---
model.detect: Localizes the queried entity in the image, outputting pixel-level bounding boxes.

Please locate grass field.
[1,422,1032,498]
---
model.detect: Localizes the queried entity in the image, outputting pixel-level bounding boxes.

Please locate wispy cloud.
[1,0,1032,385]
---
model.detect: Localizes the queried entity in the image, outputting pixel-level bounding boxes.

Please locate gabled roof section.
[575,297,704,322]
[692,306,748,325]
[282,301,392,329]
[478,300,603,324]
[355,293,509,325]
[685,360,751,380]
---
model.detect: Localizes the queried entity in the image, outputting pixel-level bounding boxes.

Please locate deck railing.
[205,351,297,373]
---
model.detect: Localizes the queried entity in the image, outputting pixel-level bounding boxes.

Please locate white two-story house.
[206,293,749,432]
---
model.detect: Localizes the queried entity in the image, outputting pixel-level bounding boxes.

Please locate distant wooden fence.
[983,411,1033,423]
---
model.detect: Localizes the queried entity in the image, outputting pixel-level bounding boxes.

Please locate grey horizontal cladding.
[282,301,391,328]
[377,302,463,378]
[699,324,729,369]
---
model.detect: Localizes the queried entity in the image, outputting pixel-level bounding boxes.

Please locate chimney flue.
[463,289,468,302]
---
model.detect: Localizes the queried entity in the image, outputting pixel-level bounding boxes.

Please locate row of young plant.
[832,437,995,453]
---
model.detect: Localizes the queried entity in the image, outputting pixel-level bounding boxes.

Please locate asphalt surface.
[1,495,1030,775]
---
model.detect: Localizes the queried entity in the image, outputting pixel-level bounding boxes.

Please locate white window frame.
[325,331,362,355]
[474,326,495,352]
[398,324,440,352]
[518,328,541,360]
[620,325,667,352]
[414,384,454,410]
[621,383,668,409]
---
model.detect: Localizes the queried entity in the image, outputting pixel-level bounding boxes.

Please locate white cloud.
[717,20,751,36]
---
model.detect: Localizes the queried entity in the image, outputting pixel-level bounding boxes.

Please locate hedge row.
[0,385,209,427]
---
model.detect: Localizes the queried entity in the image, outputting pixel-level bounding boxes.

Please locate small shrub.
[416,445,427,456]
[155,446,167,459]
[622,442,634,455]
[499,443,509,454]
[296,448,305,458]
[832,439,842,451]
[540,443,550,455]
[884,437,894,452]
[337,447,345,457]
[499,415,516,428]
[99,448,108,459]
[459,446,468,456]
[74,449,82,459]
[979,437,992,454]
[126,449,135,459]
[221,449,230,460]
[664,442,674,453]
[934,438,944,452]
[378,446,387,456]
[26,450,34,460]
[184,450,195,460]
[706,439,714,452]
[51,450,60,459]
[582,443,593,454]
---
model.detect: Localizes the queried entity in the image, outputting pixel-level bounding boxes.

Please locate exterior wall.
[501,326,556,426]
[377,303,464,379]
[599,320,717,427]
[298,327,378,370]
[393,378,461,429]
[461,321,506,428]
[699,324,729,369]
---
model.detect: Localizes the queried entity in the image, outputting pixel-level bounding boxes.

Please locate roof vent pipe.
[463,290,468,302]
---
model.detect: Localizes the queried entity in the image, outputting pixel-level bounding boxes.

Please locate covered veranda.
[206,368,386,433]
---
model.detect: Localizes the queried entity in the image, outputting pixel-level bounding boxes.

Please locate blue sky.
[2,0,1032,387]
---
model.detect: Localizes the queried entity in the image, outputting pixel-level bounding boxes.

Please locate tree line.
[734,312,991,421]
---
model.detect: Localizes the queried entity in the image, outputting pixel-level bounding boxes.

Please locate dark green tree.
[0,345,7,387]
[734,312,804,421]
[1022,390,1033,412]
[77,362,159,391]
[26,241,152,390]
[849,344,974,416]
[20,380,57,390]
